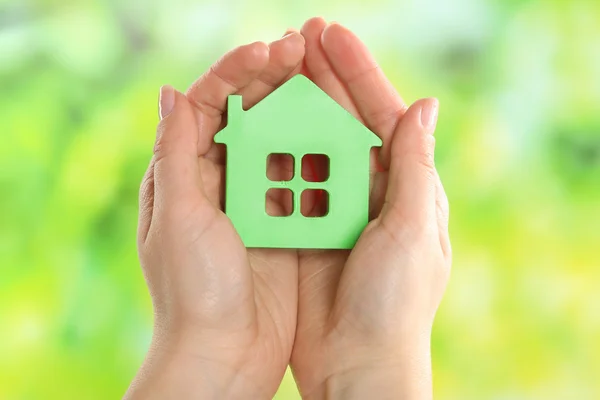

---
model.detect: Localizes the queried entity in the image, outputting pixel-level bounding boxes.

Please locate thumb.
[380,98,439,232]
[153,85,204,209]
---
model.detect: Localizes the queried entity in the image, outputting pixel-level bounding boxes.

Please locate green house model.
[214,75,382,249]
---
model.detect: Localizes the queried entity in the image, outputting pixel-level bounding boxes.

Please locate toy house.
[214,75,382,249]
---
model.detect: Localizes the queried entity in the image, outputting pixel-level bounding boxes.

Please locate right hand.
[289,18,452,400]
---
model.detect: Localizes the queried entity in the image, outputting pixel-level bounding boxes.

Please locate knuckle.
[412,135,436,173]
[380,202,433,244]
[436,196,450,222]
[153,121,171,162]
[365,106,402,133]
[436,205,449,226]
[139,161,155,201]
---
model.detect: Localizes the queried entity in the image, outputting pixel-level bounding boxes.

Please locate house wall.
[225,143,372,249]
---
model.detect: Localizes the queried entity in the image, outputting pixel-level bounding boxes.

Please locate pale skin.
[124,17,451,400]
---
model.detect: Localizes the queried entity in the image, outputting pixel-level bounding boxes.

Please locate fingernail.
[282,31,304,44]
[159,85,175,120]
[420,98,439,130]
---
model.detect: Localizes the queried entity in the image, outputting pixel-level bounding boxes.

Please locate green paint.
[215,75,382,249]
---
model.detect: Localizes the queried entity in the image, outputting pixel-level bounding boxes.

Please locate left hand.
[125,32,306,400]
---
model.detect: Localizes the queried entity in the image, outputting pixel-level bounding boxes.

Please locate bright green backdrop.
[1,0,599,399]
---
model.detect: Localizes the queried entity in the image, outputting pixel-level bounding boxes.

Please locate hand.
[125,32,306,400]
[290,19,452,399]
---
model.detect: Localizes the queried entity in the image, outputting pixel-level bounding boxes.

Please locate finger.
[435,171,452,263]
[138,157,155,246]
[380,98,439,233]
[368,168,389,220]
[240,32,305,109]
[300,17,360,117]
[285,27,311,76]
[321,23,407,168]
[154,86,206,208]
[185,42,270,155]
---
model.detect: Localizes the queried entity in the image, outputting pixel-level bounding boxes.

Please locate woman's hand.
[290,18,452,400]
[125,32,306,400]
[125,18,451,400]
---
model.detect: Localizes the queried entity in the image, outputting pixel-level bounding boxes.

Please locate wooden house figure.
[214,75,382,249]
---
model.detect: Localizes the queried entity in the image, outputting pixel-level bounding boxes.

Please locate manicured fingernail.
[420,98,439,130]
[159,85,175,120]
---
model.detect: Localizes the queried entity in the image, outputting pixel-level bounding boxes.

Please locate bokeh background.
[2,0,599,398]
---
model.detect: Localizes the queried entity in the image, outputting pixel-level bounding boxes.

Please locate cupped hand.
[290,18,452,399]
[125,32,306,400]
[126,18,452,400]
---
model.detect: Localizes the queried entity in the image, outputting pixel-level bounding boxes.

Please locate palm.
[196,149,298,375]
[290,18,417,390]
[179,34,306,394]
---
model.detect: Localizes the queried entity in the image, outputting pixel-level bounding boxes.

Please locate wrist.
[302,335,433,400]
[125,334,271,400]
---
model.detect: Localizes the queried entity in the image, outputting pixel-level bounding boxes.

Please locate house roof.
[214,75,382,149]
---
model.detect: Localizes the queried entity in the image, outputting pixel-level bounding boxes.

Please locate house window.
[266,188,293,216]
[301,154,329,182]
[301,189,329,217]
[267,153,294,181]
[265,154,330,218]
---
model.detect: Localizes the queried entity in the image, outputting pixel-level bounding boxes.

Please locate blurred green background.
[1,0,599,398]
